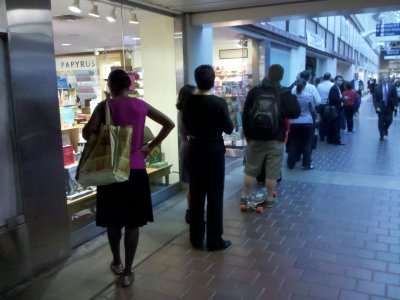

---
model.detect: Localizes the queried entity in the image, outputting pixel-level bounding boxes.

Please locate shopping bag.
[324,105,338,121]
[76,101,133,186]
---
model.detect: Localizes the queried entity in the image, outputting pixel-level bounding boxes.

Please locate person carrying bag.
[76,70,175,288]
[76,100,133,186]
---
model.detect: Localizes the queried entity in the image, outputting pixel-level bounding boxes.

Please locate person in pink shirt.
[83,70,174,287]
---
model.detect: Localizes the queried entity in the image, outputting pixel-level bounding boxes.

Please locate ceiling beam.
[191,0,400,27]
[108,0,181,17]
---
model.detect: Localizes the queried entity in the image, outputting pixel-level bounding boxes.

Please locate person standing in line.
[369,78,377,95]
[287,79,315,170]
[342,81,357,134]
[373,74,398,141]
[241,64,300,208]
[351,73,364,96]
[327,75,349,145]
[292,70,321,107]
[176,84,196,224]
[395,80,400,105]
[182,65,234,251]
[351,73,364,113]
[82,70,175,287]
[317,73,334,142]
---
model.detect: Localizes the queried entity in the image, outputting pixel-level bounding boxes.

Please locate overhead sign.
[376,23,400,42]
[56,56,97,71]
[306,30,325,52]
[384,49,400,60]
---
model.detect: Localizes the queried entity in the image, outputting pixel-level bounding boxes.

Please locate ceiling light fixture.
[107,7,117,23]
[88,2,100,18]
[129,10,139,24]
[68,0,81,14]
[62,43,71,46]
[131,37,140,41]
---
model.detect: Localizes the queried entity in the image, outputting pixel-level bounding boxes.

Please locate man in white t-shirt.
[317,73,334,141]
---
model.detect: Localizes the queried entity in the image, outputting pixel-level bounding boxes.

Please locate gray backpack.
[249,86,280,137]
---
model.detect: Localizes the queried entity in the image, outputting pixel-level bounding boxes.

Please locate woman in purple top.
[83,70,174,287]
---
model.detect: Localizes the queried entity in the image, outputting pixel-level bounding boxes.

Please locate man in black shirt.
[182,65,234,251]
[241,64,300,208]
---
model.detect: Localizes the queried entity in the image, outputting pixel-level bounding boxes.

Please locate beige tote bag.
[76,101,133,186]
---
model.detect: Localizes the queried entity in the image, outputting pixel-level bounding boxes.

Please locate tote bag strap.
[105,100,114,126]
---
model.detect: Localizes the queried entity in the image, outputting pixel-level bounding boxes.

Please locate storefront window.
[213,29,260,152]
[52,0,180,231]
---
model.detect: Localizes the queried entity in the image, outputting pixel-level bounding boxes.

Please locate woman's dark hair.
[296,78,307,94]
[335,75,344,81]
[345,81,352,90]
[300,70,311,81]
[108,69,131,96]
[194,65,215,91]
[176,84,195,110]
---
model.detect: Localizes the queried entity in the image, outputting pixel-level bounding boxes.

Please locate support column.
[140,14,179,171]
[1,0,71,290]
[290,46,306,85]
[183,14,213,85]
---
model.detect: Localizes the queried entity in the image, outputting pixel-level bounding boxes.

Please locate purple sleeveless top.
[109,97,148,169]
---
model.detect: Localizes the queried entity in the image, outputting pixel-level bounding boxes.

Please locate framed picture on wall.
[219,48,248,59]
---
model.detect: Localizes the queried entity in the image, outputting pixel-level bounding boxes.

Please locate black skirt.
[96,169,153,228]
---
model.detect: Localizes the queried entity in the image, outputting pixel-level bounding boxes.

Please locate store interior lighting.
[107,7,117,23]
[88,2,100,18]
[237,36,248,48]
[129,10,139,24]
[68,0,81,13]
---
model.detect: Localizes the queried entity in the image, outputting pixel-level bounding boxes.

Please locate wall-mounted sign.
[56,56,97,71]
[384,49,400,60]
[219,48,248,59]
[376,23,400,42]
[306,30,325,52]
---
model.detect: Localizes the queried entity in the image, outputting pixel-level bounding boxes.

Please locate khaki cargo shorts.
[244,140,283,180]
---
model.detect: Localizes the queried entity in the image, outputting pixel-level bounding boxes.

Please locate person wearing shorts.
[241,65,300,206]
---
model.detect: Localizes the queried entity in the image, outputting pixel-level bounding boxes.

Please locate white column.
[325,57,337,76]
[183,15,213,85]
[140,14,179,172]
[289,46,306,84]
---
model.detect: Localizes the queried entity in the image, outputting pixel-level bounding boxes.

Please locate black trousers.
[188,139,225,245]
[327,107,342,144]
[344,105,355,133]
[287,124,313,169]
[318,105,328,141]
[378,109,393,137]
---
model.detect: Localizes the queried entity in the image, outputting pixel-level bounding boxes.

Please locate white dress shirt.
[354,80,360,91]
[292,83,321,106]
[317,80,334,105]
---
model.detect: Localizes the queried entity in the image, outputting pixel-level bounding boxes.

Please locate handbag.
[76,100,133,186]
[324,105,338,121]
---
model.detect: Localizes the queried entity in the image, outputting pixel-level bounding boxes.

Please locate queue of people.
[83,65,399,288]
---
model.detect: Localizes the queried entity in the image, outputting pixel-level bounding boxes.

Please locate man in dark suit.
[373,74,398,141]
[327,75,350,145]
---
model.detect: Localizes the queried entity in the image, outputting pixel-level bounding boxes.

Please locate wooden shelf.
[67,191,97,206]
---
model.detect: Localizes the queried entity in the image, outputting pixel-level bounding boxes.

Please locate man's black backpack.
[249,85,280,137]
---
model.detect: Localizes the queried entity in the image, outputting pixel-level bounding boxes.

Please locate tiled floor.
[94,95,400,300]
[6,95,400,300]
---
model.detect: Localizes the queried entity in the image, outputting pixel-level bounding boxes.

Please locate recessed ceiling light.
[131,37,140,40]
[68,0,81,14]
[107,7,116,22]
[62,43,71,46]
[88,3,100,18]
[129,10,139,24]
